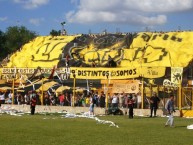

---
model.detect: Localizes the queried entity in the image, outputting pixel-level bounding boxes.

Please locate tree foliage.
[0,26,37,61]
[5,26,37,53]
[0,30,7,59]
[50,29,61,36]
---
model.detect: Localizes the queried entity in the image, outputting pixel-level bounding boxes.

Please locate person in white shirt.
[89,95,94,116]
[112,93,118,108]
[137,92,142,109]
[7,91,13,104]
[0,91,5,106]
[118,93,124,108]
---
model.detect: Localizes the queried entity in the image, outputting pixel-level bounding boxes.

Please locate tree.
[5,26,37,53]
[0,30,8,60]
[50,29,61,36]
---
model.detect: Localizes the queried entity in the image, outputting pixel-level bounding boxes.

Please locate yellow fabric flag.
[5,32,193,69]
[171,67,183,85]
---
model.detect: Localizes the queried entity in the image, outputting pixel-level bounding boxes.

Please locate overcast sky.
[0,0,193,35]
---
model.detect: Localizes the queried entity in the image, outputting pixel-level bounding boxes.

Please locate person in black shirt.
[128,94,135,119]
[149,92,160,117]
[99,91,106,108]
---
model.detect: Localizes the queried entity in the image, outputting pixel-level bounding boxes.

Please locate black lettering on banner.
[1,74,12,79]
[123,70,128,75]
[116,70,120,76]
[11,69,15,73]
[83,71,86,76]
[2,68,36,74]
[133,69,136,75]
[129,69,133,75]
[22,69,26,73]
[87,71,91,76]
[28,69,32,74]
[78,70,81,76]
[2,69,8,73]
[106,71,109,77]
[93,71,98,76]
[17,69,21,73]
[110,71,114,76]
[80,70,84,76]
[98,71,102,76]
[71,70,75,75]
[102,71,106,76]
[120,71,124,76]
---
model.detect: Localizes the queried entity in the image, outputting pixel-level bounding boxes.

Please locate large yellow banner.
[4,32,193,69]
[0,67,166,80]
[60,67,165,79]
[68,67,139,79]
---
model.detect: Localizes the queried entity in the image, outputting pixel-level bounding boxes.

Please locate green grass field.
[0,114,193,145]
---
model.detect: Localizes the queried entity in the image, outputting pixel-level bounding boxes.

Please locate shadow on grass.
[132,116,159,119]
[175,125,187,128]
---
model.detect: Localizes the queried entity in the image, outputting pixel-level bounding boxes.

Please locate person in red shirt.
[65,54,70,67]
[30,96,37,115]
[59,93,65,106]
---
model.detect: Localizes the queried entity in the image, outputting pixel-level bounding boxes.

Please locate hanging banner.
[112,80,139,94]
[59,67,165,79]
[0,67,52,80]
[141,67,165,78]
[68,67,139,79]
[0,66,166,80]
[171,67,183,84]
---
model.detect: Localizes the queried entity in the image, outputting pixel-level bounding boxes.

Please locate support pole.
[12,77,15,105]
[150,84,152,97]
[192,89,193,110]
[41,78,44,105]
[86,79,89,95]
[105,75,109,110]
[73,73,76,107]
[105,93,108,110]
[141,78,144,109]
[178,80,182,110]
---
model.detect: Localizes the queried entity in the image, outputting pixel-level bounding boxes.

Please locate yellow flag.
[171,67,183,84]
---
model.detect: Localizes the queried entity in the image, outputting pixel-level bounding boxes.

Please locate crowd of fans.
[0,90,142,109]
